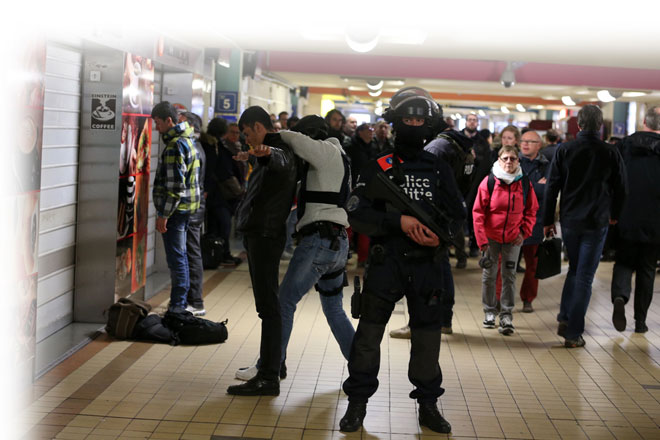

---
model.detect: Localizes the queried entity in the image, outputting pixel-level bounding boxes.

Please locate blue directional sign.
[215,91,238,113]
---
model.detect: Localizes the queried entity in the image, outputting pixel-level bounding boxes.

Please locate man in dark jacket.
[226,106,299,396]
[462,114,492,258]
[518,130,550,313]
[611,105,660,334]
[373,120,395,153]
[345,123,379,266]
[203,118,244,266]
[543,105,627,348]
[425,128,475,270]
[541,129,561,161]
[345,123,378,185]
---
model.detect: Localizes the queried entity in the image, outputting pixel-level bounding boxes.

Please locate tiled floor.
[22,256,660,439]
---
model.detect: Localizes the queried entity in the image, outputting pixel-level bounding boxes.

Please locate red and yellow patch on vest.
[377,154,404,172]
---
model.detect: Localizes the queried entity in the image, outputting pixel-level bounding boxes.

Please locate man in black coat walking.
[543,105,627,348]
[611,105,660,334]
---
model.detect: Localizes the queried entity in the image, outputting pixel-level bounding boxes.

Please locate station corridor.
[23,258,660,440]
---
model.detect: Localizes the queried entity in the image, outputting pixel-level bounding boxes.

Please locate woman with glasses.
[472,145,538,335]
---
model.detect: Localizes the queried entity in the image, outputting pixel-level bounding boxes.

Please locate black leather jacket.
[236,132,299,237]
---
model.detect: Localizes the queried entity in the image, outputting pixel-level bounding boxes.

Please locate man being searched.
[340,87,465,434]
[151,102,201,312]
[610,105,660,334]
[226,106,299,396]
[235,115,355,382]
[543,104,627,348]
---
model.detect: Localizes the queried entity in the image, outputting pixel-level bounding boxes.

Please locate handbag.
[218,176,244,200]
[535,237,562,279]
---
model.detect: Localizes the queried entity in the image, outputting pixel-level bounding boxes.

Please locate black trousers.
[244,233,286,381]
[343,250,445,404]
[611,240,659,323]
[186,222,204,308]
[207,203,234,257]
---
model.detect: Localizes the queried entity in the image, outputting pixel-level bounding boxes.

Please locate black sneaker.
[455,258,467,269]
[339,402,366,432]
[612,296,626,332]
[498,315,514,335]
[522,301,533,313]
[564,335,585,348]
[418,402,451,433]
[635,321,648,333]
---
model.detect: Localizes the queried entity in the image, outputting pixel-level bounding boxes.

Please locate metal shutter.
[36,42,82,342]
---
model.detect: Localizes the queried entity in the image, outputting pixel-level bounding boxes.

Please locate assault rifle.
[351,275,361,319]
[364,170,468,260]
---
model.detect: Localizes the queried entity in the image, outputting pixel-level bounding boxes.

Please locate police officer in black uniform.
[339,87,465,434]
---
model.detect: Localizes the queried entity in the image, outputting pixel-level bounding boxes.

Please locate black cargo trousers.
[343,242,447,404]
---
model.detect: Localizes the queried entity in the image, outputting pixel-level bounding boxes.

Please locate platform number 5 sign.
[215,92,237,113]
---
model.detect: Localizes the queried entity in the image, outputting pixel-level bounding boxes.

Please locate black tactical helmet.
[383,86,444,134]
[291,115,329,140]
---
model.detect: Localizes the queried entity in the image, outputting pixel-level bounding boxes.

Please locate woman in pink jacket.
[472,145,538,335]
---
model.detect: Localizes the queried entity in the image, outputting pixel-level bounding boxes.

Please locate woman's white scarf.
[491,159,523,185]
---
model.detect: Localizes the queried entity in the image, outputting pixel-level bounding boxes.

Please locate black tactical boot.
[418,402,451,433]
[339,402,366,432]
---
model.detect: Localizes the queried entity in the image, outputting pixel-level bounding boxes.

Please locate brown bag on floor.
[105,297,152,339]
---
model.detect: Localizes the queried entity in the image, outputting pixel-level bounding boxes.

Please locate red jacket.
[472,175,539,247]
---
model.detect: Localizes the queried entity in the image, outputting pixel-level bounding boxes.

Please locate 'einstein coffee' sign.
[91,93,117,130]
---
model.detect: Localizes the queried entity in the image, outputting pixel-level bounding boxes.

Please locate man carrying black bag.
[543,105,627,348]
[339,87,465,434]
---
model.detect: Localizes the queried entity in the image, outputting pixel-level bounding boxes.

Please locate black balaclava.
[393,119,432,160]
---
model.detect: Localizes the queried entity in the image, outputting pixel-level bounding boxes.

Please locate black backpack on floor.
[133,314,177,344]
[162,309,228,345]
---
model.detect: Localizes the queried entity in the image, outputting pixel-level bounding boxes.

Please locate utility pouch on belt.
[351,275,362,319]
[370,244,385,265]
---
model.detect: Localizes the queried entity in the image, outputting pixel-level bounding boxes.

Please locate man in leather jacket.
[226,106,299,396]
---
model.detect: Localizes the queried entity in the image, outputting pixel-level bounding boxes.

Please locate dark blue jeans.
[162,211,191,309]
[558,225,608,339]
